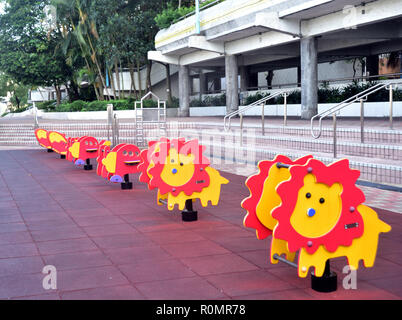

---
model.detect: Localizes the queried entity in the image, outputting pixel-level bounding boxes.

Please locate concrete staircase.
[0,117,401,187]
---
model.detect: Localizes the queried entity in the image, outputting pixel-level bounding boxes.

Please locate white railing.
[311,81,402,157]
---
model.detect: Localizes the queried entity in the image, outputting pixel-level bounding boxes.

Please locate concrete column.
[300,37,318,120]
[213,77,221,92]
[178,65,190,117]
[366,55,379,80]
[240,66,249,92]
[199,69,207,99]
[297,65,301,87]
[225,55,239,114]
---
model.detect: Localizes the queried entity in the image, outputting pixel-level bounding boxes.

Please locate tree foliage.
[0,0,74,97]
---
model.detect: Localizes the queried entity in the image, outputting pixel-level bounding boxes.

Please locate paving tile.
[12,292,61,300]
[21,210,71,223]
[0,214,23,224]
[145,230,206,245]
[104,246,172,266]
[36,238,97,255]
[161,240,230,259]
[0,256,44,277]
[119,259,195,283]
[353,257,402,281]
[233,288,314,300]
[132,219,187,233]
[83,224,137,237]
[194,225,255,242]
[180,253,259,276]
[0,231,32,245]
[205,270,295,297]
[237,250,282,270]
[60,285,145,300]
[31,225,87,242]
[73,215,125,227]
[0,273,48,299]
[304,280,401,300]
[91,233,154,250]
[42,250,112,271]
[214,236,270,253]
[0,242,39,259]
[135,277,227,300]
[265,266,312,289]
[65,207,115,217]
[57,266,129,292]
[25,217,77,231]
[366,275,402,298]
[0,200,18,209]
[0,222,27,234]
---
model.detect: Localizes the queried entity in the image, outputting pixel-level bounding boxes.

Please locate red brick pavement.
[0,148,401,300]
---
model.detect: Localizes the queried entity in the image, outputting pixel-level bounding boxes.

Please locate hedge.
[155,0,225,30]
[243,82,402,106]
[35,98,179,113]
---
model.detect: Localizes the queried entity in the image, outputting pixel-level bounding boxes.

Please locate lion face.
[273,158,365,254]
[290,174,343,238]
[160,148,195,187]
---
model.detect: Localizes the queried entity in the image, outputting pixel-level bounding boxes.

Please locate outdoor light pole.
[195,0,200,34]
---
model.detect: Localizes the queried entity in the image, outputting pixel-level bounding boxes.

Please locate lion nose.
[172,168,178,174]
[307,208,316,217]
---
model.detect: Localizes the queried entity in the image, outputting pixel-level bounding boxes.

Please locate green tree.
[0,0,77,105]
[0,73,29,109]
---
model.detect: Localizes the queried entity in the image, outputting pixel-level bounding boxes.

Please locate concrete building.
[148,0,402,118]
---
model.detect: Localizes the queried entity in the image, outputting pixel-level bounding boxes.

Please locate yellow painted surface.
[256,165,290,231]
[159,148,195,187]
[37,130,47,140]
[102,152,117,174]
[69,142,80,159]
[289,174,343,238]
[158,167,228,211]
[297,204,391,278]
[48,132,66,144]
[270,237,296,265]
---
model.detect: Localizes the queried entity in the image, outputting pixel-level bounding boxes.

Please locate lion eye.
[306,192,311,199]
[129,151,133,157]
[180,162,183,166]
[123,151,128,156]
[319,198,325,204]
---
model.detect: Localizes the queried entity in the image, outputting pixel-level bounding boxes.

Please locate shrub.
[155,0,225,30]
[142,99,158,108]
[86,100,108,111]
[113,99,133,110]
[190,94,226,107]
[37,100,57,112]
[168,96,179,108]
[69,100,87,112]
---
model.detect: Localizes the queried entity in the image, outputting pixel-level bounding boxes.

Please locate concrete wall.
[188,102,402,117]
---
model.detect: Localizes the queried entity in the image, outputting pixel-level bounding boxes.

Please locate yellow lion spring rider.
[138,137,229,222]
[242,155,391,292]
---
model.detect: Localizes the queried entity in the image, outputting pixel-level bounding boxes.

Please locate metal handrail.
[112,114,120,147]
[311,80,402,158]
[224,90,289,132]
[311,81,402,139]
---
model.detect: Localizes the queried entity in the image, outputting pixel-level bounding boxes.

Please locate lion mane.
[272,158,366,254]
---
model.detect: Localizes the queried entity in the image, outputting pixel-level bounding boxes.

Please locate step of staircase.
[0,120,400,186]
